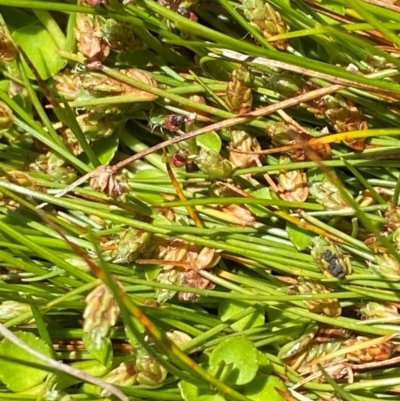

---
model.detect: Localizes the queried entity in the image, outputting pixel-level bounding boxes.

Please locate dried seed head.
[166,330,192,347]
[75,13,110,61]
[152,238,199,270]
[61,113,124,155]
[188,94,206,106]
[83,69,158,99]
[157,269,186,303]
[359,302,399,321]
[266,122,331,161]
[243,0,289,49]
[266,122,293,146]
[374,253,400,276]
[309,181,349,210]
[269,74,305,98]
[0,301,31,322]
[345,336,395,363]
[277,155,308,203]
[90,166,129,199]
[191,247,221,270]
[385,207,400,232]
[103,228,151,264]
[6,170,36,188]
[100,360,137,395]
[135,350,168,386]
[149,238,219,301]
[195,147,233,179]
[229,130,260,168]
[53,71,83,101]
[226,68,253,114]
[222,204,256,226]
[0,101,13,131]
[101,19,145,53]
[55,68,157,103]
[295,278,341,317]
[0,28,17,62]
[83,283,120,348]
[307,94,367,151]
[179,269,215,302]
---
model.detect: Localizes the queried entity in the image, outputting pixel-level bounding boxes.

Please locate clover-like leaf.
[209,336,258,386]
[0,331,52,392]
[244,375,286,401]
[218,300,264,331]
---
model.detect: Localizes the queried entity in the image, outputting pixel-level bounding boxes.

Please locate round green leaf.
[218,300,264,332]
[0,331,52,392]
[209,336,258,385]
[244,375,286,401]
[196,131,222,153]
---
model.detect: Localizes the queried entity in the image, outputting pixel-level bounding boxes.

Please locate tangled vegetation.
[1,0,400,400]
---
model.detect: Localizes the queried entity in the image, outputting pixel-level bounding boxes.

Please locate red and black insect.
[164,114,188,131]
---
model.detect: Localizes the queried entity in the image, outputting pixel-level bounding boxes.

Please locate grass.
[0,0,400,400]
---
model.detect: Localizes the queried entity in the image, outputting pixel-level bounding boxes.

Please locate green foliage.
[0,331,52,392]
[0,0,399,400]
[209,336,258,386]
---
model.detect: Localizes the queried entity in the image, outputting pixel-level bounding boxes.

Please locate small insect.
[165,114,187,131]
[323,249,346,279]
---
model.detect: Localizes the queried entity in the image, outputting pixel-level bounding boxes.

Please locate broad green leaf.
[244,375,286,401]
[3,9,66,80]
[82,333,113,369]
[286,222,313,251]
[0,331,52,392]
[90,134,119,167]
[209,336,258,386]
[218,300,264,332]
[196,131,222,153]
